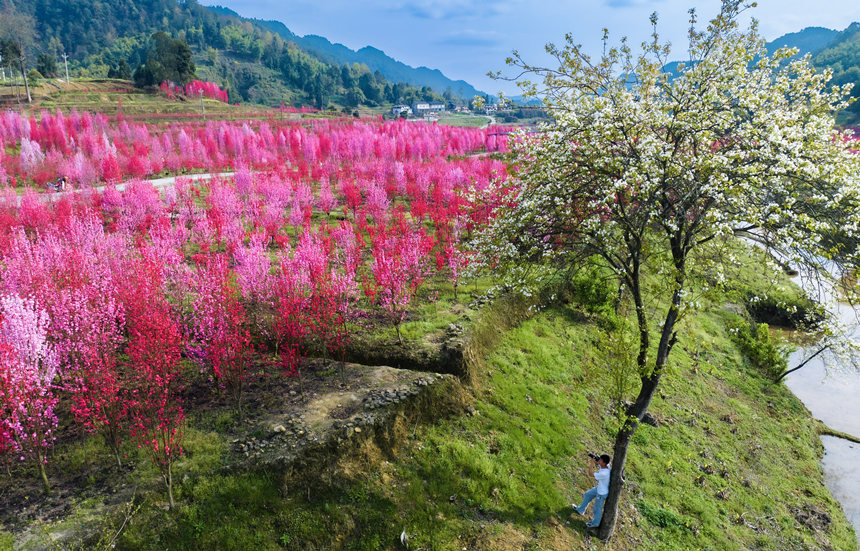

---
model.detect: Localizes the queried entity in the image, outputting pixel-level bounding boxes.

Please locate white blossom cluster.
[474,1,860,314]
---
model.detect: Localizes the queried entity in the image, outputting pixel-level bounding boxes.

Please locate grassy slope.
[0,79,271,118]
[307,304,853,551]
[434,113,492,128]
[92,286,855,550]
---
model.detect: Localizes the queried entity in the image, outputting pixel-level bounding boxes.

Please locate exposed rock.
[791,505,831,531]
[641,412,660,427]
[228,368,465,477]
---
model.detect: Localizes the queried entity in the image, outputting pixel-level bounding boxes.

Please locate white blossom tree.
[479,0,860,540]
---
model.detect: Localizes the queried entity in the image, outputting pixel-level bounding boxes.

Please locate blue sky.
[199,1,860,95]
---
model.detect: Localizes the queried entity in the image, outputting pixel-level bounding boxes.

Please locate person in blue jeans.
[573,453,611,528]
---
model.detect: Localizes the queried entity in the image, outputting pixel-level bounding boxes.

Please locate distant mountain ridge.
[656,23,860,124]
[765,26,840,57]
[764,23,860,123]
[248,16,485,99]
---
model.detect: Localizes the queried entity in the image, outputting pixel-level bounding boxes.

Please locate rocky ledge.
[226,366,466,481]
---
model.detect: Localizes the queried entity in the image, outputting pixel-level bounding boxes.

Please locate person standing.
[573,453,611,528]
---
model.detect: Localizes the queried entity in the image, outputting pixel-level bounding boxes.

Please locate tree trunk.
[597,263,683,541]
[113,444,123,468]
[597,371,663,539]
[166,460,175,510]
[18,58,30,103]
[37,449,50,494]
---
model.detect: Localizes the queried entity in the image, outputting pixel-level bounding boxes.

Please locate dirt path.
[24,171,236,205]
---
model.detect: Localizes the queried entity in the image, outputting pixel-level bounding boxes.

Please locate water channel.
[783,282,860,545]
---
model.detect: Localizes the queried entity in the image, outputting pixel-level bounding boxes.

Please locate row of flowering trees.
[160,80,230,102]
[0,119,509,505]
[0,111,509,187]
[0,226,186,502]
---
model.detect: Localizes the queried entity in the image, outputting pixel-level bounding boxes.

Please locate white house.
[412,102,445,116]
[391,104,412,116]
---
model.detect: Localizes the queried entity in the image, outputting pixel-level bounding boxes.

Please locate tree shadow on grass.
[555,505,596,534]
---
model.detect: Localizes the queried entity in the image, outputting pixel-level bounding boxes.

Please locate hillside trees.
[13,0,465,108]
[107,60,133,80]
[36,53,58,78]
[813,22,860,123]
[481,0,860,540]
[0,3,37,103]
[133,31,196,87]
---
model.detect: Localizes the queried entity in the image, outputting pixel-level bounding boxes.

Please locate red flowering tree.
[123,256,184,509]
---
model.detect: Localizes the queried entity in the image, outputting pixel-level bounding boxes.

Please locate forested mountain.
[811,23,860,123]
[765,24,860,123]
[251,17,484,99]
[1,0,467,108]
[765,26,839,58]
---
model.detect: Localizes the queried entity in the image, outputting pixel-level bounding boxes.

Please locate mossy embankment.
[261,304,852,550]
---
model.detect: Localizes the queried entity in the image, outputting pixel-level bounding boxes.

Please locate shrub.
[728,319,791,380]
[566,258,616,316]
[744,291,824,329]
[27,69,43,85]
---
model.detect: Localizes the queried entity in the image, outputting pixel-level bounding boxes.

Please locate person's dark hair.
[600,454,611,465]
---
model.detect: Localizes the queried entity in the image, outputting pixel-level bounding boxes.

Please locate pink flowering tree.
[274,250,311,399]
[233,232,275,340]
[53,288,128,467]
[0,294,60,493]
[0,339,17,478]
[369,222,434,344]
[186,254,254,411]
[442,215,472,300]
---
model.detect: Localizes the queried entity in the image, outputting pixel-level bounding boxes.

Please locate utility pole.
[199,89,205,122]
[61,52,69,83]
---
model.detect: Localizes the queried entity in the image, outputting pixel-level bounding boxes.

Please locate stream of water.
[783,293,860,545]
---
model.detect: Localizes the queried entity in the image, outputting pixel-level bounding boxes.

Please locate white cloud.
[396,0,513,19]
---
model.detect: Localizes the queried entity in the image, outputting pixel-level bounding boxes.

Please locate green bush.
[567,258,617,316]
[27,69,43,84]
[728,319,791,380]
[743,291,824,329]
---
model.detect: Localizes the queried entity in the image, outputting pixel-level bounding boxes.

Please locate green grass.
[436,113,491,128]
[397,278,494,340]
